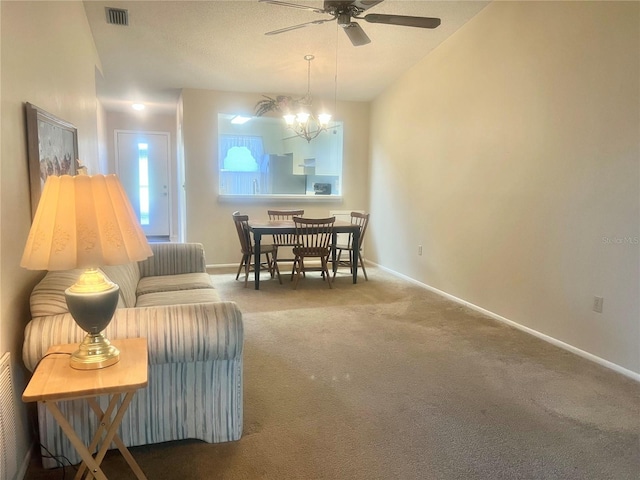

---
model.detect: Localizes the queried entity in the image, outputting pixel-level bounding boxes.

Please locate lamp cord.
[32,352,72,372]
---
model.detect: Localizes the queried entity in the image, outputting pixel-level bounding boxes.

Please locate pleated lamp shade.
[21,174,152,271]
[21,174,153,369]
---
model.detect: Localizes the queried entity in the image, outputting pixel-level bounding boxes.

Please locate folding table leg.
[72,393,147,480]
[86,397,148,479]
[74,396,119,479]
[45,401,108,480]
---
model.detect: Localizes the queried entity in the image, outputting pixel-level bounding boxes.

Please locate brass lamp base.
[70,333,120,370]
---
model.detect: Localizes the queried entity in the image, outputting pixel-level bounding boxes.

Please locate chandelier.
[255,54,331,143]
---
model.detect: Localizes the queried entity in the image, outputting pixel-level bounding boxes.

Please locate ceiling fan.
[260,0,441,46]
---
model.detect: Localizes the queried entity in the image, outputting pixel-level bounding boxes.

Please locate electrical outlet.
[418,245,423,256]
[593,296,604,313]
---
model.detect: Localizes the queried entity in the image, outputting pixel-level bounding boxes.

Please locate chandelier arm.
[286,116,328,143]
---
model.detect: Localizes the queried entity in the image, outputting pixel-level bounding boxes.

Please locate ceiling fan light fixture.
[337,13,352,27]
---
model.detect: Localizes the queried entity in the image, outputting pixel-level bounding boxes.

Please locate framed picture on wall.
[25,102,79,219]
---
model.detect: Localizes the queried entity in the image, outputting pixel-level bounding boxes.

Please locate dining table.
[248,219,361,290]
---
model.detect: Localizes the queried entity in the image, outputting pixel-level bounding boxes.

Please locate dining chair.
[232,211,281,287]
[291,216,336,289]
[332,211,370,281]
[267,209,304,279]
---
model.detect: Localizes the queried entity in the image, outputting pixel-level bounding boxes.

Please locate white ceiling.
[83,0,490,114]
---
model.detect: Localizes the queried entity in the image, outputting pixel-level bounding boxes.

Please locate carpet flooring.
[24,266,640,479]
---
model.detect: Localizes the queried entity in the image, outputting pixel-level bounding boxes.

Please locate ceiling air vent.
[105,7,129,26]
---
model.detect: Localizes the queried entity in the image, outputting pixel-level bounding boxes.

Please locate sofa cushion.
[136,272,214,297]
[30,268,126,317]
[30,270,82,317]
[101,262,141,308]
[136,288,221,307]
[138,242,206,277]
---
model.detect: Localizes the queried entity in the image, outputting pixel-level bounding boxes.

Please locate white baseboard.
[207,263,237,270]
[372,262,640,383]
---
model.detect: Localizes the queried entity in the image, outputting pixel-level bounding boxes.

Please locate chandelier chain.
[303,54,313,105]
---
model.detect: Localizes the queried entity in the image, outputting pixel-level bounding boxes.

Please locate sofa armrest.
[23,301,243,371]
[138,243,207,277]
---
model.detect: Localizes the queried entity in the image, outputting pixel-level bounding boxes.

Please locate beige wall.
[1,5,637,477]
[369,1,639,374]
[181,89,370,264]
[1,0,102,473]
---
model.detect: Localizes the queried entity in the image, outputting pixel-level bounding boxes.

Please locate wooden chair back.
[349,211,370,250]
[268,209,304,246]
[267,209,305,220]
[293,216,335,256]
[291,216,336,289]
[232,211,252,255]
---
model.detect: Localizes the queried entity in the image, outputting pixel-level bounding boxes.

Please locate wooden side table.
[23,337,149,480]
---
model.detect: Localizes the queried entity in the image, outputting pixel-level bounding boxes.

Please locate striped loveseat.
[23,242,243,468]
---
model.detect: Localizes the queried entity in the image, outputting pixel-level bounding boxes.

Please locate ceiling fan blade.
[259,0,326,14]
[342,22,371,46]
[363,13,441,29]
[265,18,335,36]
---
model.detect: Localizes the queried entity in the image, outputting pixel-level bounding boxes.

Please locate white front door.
[115,131,171,237]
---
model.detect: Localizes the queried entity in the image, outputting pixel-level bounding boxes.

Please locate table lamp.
[21,174,153,369]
